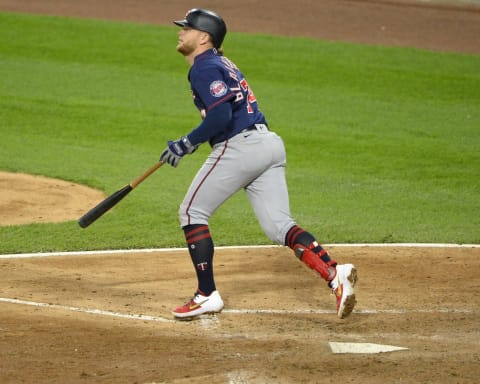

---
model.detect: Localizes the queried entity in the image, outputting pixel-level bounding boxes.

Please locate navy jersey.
[188,49,267,145]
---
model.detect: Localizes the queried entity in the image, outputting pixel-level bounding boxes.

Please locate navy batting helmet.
[174,9,227,49]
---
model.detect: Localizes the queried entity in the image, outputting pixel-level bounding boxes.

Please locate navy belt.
[211,124,269,146]
[242,123,268,133]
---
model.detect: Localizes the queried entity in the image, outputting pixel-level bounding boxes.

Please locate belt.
[211,123,269,146]
[242,123,269,133]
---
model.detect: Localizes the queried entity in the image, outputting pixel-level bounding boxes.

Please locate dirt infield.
[1,246,479,383]
[0,1,479,383]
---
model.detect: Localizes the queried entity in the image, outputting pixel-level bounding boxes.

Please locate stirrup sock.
[183,224,216,294]
[286,225,333,262]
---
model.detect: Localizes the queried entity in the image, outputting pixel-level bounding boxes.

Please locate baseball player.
[160,9,357,319]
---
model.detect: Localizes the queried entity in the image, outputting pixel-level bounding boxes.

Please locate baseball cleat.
[172,290,224,319]
[331,264,358,319]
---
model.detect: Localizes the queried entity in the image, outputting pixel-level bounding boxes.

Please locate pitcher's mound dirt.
[0,172,105,226]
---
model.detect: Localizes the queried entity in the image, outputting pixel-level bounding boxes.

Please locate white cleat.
[331,264,358,319]
[172,290,224,320]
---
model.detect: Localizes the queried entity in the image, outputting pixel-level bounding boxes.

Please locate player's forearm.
[187,102,232,146]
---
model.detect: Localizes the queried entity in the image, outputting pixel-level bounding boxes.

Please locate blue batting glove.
[160,136,197,167]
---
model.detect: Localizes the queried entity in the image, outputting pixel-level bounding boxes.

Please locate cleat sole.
[339,294,357,319]
[173,310,222,321]
[348,267,358,286]
[339,267,358,319]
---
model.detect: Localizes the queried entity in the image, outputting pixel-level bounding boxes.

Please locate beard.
[176,40,195,56]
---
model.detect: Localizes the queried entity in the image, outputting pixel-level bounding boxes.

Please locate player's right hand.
[160,136,197,167]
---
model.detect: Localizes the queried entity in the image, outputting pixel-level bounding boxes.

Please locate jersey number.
[232,79,257,114]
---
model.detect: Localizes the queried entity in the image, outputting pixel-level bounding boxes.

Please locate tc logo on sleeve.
[209,80,228,97]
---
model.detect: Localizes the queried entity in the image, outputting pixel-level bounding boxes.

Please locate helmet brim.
[173,20,189,27]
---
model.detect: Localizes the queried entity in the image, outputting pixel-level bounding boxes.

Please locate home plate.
[329,342,408,354]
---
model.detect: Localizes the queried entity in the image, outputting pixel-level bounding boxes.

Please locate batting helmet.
[174,9,227,49]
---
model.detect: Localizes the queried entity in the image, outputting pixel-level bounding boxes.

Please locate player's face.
[176,27,201,55]
[176,27,211,57]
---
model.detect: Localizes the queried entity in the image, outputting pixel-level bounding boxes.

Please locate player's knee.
[262,222,294,245]
[264,230,282,244]
[178,203,210,228]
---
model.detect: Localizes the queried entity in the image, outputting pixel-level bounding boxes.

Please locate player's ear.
[199,31,213,46]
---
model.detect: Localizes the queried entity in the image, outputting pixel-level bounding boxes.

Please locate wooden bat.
[78,162,163,228]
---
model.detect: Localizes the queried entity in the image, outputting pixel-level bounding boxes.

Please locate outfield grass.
[0,12,479,253]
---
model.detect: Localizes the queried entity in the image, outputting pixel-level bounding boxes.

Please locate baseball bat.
[78,162,163,228]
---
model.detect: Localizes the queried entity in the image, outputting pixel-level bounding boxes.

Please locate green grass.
[0,12,479,253]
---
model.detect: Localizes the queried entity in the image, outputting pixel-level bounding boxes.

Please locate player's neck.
[185,45,214,65]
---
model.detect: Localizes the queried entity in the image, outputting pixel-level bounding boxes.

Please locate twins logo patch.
[210,80,228,98]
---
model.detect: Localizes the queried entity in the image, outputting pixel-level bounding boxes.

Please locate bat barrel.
[77,162,162,228]
[78,185,132,228]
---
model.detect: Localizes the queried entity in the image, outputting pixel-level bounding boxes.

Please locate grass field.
[0,12,479,253]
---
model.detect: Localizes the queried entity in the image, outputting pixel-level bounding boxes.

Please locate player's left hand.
[160,136,197,167]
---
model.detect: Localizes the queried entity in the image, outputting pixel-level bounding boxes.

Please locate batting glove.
[160,136,197,167]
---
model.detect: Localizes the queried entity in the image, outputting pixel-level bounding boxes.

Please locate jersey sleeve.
[190,68,236,111]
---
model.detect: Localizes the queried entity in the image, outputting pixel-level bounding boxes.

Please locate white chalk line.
[0,297,174,323]
[1,243,479,259]
[0,245,278,259]
[0,297,475,325]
